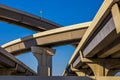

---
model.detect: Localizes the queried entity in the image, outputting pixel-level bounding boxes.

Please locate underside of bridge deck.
[0,47,36,75]
[1,22,90,55]
[64,0,120,77]
[0,4,61,32]
[0,0,120,79]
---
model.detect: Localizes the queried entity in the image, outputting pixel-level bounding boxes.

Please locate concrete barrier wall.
[0,76,120,80]
[0,76,93,80]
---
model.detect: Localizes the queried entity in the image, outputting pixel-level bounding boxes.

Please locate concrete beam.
[70,66,87,76]
[72,58,120,76]
[64,0,120,76]
[111,3,120,34]
[82,17,117,57]
[0,47,36,75]
[0,4,61,32]
[68,0,119,66]
[98,38,120,58]
[2,22,90,55]
[111,50,120,58]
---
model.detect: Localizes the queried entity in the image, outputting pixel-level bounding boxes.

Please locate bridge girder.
[1,22,90,55]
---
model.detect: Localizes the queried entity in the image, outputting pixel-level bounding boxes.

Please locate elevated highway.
[64,0,120,77]
[0,4,62,76]
[0,4,61,32]
[1,0,120,79]
[0,47,36,75]
[1,22,91,55]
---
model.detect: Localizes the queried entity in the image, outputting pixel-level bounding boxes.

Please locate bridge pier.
[82,58,120,76]
[70,66,86,76]
[31,46,55,76]
[87,62,109,76]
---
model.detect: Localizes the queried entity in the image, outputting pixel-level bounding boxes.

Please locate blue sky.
[0,0,103,75]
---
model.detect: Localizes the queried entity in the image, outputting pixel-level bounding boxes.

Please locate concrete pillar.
[75,72,86,76]
[70,66,86,76]
[31,46,55,76]
[87,62,109,76]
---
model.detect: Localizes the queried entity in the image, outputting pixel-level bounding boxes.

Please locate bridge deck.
[64,0,120,76]
[1,22,90,55]
[0,4,61,32]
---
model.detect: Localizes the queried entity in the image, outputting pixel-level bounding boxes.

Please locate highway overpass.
[0,4,61,32]
[1,22,90,55]
[1,0,120,79]
[64,0,120,77]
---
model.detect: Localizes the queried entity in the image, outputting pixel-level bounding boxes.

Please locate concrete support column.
[75,72,86,76]
[70,66,86,76]
[87,62,109,76]
[31,46,55,76]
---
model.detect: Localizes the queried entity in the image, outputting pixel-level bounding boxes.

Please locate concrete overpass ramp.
[0,4,61,32]
[2,22,91,55]
[0,47,36,75]
[64,0,120,77]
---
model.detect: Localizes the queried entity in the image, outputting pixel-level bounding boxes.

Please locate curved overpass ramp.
[2,22,91,55]
[0,4,61,32]
[63,0,120,76]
